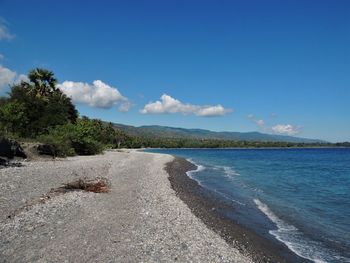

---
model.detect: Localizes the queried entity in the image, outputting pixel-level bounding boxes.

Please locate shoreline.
[165,156,312,263]
[0,151,253,262]
[145,146,348,150]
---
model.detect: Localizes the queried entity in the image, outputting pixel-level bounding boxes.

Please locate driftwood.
[61,177,111,193]
[7,177,111,219]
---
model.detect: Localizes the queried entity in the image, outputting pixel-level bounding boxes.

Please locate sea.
[147,148,350,263]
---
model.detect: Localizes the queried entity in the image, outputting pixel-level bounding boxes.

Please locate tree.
[0,102,28,136]
[26,68,58,98]
[1,68,78,137]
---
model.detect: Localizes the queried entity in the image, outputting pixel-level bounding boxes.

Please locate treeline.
[119,136,334,148]
[0,68,132,156]
[0,68,347,157]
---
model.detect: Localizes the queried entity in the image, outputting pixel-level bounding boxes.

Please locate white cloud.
[141,94,232,117]
[248,114,265,127]
[0,65,16,89]
[118,100,132,112]
[0,65,27,89]
[256,119,265,126]
[16,74,29,83]
[58,80,131,111]
[0,19,15,41]
[271,124,300,136]
[248,114,301,136]
[196,105,230,117]
[0,54,4,60]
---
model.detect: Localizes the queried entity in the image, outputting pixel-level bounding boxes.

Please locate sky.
[0,0,349,142]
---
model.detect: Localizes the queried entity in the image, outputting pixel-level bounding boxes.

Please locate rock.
[0,157,8,166]
[20,142,57,160]
[0,138,27,159]
[36,144,56,157]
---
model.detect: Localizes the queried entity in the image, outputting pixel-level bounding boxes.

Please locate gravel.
[0,150,253,263]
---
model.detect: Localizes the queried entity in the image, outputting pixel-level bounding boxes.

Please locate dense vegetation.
[0,68,131,156]
[115,136,336,149]
[0,68,348,157]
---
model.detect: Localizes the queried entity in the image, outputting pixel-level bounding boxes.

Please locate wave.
[185,158,206,185]
[185,159,245,206]
[222,166,240,177]
[213,165,240,177]
[254,199,343,263]
[185,159,347,262]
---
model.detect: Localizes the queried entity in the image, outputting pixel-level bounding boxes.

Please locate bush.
[69,118,105,155]
[0,102,28,136]
[38,118,115,157]
[38,124,76,157]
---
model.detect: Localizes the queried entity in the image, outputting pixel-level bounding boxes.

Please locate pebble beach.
[0,150,253,263]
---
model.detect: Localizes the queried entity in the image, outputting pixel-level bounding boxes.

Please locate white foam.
[185,159,245,206]
[213,165,240,178]
[186,159,205,174]
[222,166,239,177]
[254,199,296,231]
[185,158,206,185]
[254,199,332,263]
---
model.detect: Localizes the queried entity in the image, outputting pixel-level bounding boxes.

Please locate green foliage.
[0,67,133,156]
[69,118,104,155]
[38,118,131,156]
[335,142,350,147]
[119,136,335,149]
[38,124,76,157]
[0,68,78,137]
[27,68,58,98]
[0,101,28,136]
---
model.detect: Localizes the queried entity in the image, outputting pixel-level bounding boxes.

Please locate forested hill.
[112,124,325,143]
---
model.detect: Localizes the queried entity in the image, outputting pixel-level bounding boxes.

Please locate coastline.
[0,150,252,262]
[145,146,347,150]
[165,156,312,263]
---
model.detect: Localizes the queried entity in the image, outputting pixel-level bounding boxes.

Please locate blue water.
[147,148,350,263]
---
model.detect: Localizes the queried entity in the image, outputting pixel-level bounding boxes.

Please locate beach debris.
[60,177,111,193]
[7,177,111,219]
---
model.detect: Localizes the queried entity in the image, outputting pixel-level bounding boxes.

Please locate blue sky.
[0,0,349,142]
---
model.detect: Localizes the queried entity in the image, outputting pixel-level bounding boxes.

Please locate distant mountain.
[112,123,326,143]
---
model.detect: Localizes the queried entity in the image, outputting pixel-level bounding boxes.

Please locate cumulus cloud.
[0,19,15,41]
[0,65,16,89]
[0,65,28,89]
[271,124,300,136]
[58,80,131,111]
[196,105,230,117]
[248,114,265,127]
[16,74,29,83]
[118,100,132,112]
[248,114,301,136]
[140,94,232,117]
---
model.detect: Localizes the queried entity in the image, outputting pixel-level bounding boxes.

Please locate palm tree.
[26,68,57,97]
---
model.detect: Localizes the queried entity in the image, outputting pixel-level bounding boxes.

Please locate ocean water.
[147,148,350,263]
